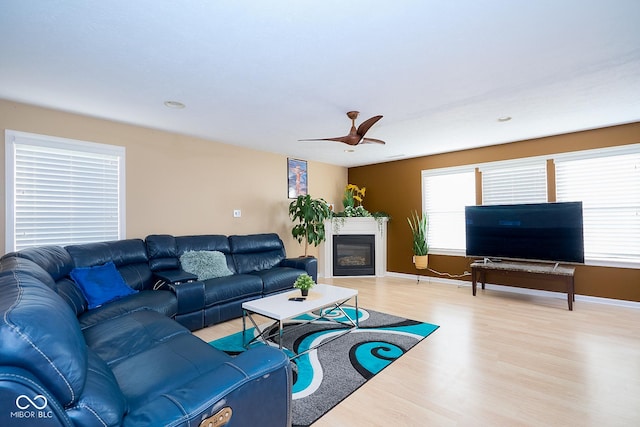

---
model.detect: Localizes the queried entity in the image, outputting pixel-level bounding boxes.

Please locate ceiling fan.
[299,111,386,146]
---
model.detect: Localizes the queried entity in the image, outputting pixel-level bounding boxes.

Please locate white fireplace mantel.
[319,217,388,278]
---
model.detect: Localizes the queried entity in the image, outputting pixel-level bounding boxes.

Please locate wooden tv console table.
[470,260,576,310]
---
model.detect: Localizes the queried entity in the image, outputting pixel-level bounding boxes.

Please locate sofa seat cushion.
[250,267,303,294]
[78,290,177,331]
[112,332,230,407]
[202,274,263,307]
[82,309,204,365]
[82,309,277,425]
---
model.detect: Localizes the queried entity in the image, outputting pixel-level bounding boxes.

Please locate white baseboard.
[381,271,640,310]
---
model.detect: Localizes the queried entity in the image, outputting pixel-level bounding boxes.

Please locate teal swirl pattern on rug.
[209,307,439,427]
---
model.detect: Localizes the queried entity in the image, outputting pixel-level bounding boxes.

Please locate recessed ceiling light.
[497,116,512,122]
[164,100,186,109]
[344,149,355,153]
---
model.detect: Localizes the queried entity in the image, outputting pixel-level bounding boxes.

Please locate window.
[5,130,125,252]
[555,145,640,266]
[422,167,475,253]
[481,160,547,205]
[421,145,639,267]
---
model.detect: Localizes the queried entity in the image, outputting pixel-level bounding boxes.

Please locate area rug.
[209,307,439,426]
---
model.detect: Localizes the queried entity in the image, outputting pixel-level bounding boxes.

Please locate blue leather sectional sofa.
[0,233,315,427]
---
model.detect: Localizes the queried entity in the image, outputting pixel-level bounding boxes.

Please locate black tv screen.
[465,202,584,263]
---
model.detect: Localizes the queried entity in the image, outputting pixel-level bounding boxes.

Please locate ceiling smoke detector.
[164,100,186,109]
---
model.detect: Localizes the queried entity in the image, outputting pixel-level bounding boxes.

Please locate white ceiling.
[1,1,639,167]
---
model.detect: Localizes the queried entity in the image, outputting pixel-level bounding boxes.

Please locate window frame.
[554,144,640,268]
[421,165,476,256]
[479,157,548,205]
[5,130,126,252]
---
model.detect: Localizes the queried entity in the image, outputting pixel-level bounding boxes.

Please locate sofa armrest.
[152,269,198,289]
[123,346,292,427]
[0,367,73,426]
[154,271,206,331]
[281,256,317,282]
[165,281,205,315]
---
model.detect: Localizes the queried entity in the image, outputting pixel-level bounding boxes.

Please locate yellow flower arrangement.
[343,184,366,208]
[333,183,390,232]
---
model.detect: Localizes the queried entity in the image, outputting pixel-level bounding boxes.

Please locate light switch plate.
[233,209,241,218]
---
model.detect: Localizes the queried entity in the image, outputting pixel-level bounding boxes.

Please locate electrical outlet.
[233,209,241,218]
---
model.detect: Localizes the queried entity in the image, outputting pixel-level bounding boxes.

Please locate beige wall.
[0,99,347,257]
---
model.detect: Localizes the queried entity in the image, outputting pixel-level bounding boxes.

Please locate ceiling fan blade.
[356,115,383,137]
[361,137,386,145]
[300,113,384,146]
[299,136,357,145]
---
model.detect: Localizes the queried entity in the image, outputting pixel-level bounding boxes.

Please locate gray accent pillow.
[179,250,233,280]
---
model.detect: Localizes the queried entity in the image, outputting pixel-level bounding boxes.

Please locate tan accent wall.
[0,99,347,257]
[349,122,640,302]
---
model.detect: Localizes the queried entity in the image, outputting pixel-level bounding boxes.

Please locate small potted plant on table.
[293,273,315,297]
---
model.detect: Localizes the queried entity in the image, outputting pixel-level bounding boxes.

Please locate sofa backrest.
[0,250,59,290]
[229,233,286,274]
[66,239,153,291]
[2,246,88,315]
[3,245,72,284]
[146,234,236,274]
[146,234,180,271]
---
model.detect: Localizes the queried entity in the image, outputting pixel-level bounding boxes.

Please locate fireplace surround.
[333,234,375,276]
[319,217,388,278]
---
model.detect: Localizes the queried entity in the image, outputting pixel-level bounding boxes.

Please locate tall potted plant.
[289,195,331,257]
[407,210,429,269]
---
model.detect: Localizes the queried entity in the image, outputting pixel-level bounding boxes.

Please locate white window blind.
[423,167,475,253]
[555,146,640,265]
[5,130,125,251]
[481,161,547,205]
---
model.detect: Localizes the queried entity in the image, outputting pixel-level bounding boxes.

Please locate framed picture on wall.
[287,158,307,198]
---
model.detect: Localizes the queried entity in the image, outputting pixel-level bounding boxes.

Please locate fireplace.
[320,217,388,278]
[333,234,375,276]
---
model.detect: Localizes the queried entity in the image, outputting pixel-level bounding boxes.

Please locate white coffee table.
[241,283,358,357]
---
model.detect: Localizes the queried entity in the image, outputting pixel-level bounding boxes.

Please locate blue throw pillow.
[70,261,138,309]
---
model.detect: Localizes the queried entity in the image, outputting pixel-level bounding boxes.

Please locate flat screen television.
[465,201,584,263]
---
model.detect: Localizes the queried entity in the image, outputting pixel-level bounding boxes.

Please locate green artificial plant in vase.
[407,210,429,269]
[288,194,331,257]
[293,273,315,297]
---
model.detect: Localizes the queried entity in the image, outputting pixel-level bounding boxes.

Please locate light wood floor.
[194,276,640,427]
